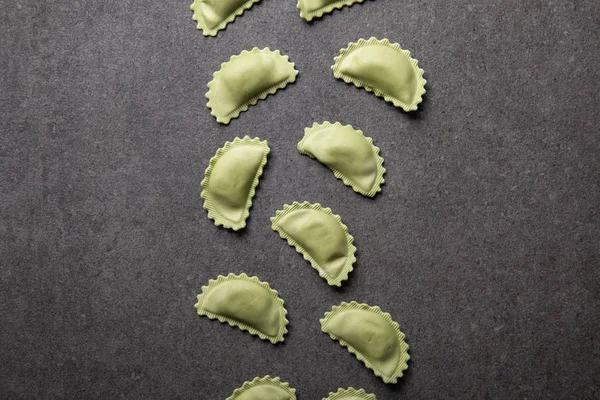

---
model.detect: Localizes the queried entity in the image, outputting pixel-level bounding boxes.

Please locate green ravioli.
[332,38,426,112]
[226,376,296,400]
[195,274,288,344]
[321,302,410,383]
[206,48,298,124]
[297,0,366,22]
[271,202,356,287]
[190,0,261,36]
[322,387,376,400]
[201,137,269,231]
[298,122,385,197]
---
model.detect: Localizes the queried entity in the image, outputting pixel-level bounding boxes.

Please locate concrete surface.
[1,0,599,398]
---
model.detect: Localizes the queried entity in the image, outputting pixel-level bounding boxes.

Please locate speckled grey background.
[1,0,599,399]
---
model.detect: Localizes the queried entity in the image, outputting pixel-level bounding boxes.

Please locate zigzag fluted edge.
[226,376,297,400]
[297,0,365,22]
[332,37,427,112]
[195,273,288,344]
[322,387,377,400]
[190,0,262,36]
[297,121,385,197]
[206,48,298,124]
[320,301,410,383]
[200,136,269,231]
[270,201,356,287]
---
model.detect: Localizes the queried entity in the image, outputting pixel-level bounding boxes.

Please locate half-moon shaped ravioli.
[190,0,261,37]
[332,38,426,112]
[297,122,385,197]
[195,273,288,344]
[322,387,376,400]
[201,136,269,230]
[297,0,365,22]
[206,48,298,124]
[320,302,410,383]
[226,376,296,400]
[271,202,356,286]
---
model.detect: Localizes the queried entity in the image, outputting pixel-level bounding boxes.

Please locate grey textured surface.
[1,0,599,399]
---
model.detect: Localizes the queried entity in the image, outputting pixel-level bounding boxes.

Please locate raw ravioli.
[226,376,296,400]
[321,302,409,383]
[271,202,356,286]
[190,0,261,36]
[195,273,288,344]
[298,121,385,197]
[207,48,298,124]
[201,136,269,230]
[332,38,426,112]
[322,387,376,400]
[297,0,365,22]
